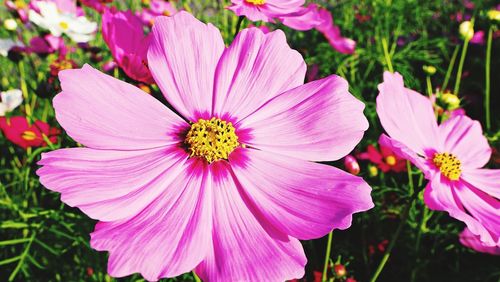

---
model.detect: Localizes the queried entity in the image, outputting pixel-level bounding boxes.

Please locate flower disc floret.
[245,0,265,5]
[433,152,461,181]
[185,117,239,163]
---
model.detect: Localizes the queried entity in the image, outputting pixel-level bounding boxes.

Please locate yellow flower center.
[433,152,461,181]
[14,0,27,9]
[22,130,37,141]
[385,155,396,166]
[245,0,265,5]
[185,117,239,163]
[59,21,69,30]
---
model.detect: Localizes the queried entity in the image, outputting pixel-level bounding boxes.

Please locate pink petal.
[228,0,306,22]
[460,228,500,255]
[238,75,367,161]
[378,134,432,176]
[376,71,440,156]
[147,12,225,121]
[91,158,212,281]
[55,64,187,150]
[37,147,189,221]
[212,27,306,121]
[424,174,498,246]
[438,115,491,169]
[455,181,500,246]
[279,4,322,31]
[195,161,306,281]
[229,148,374,240]
[461,168,500,199]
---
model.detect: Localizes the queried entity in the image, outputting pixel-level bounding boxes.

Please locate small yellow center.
[385,155,396,166]
[59,21,69,30]
[14,0,27,9]
[185,117,239,163]
[22,130,37,141]
[433,152,461,181]
[245,0,265,5]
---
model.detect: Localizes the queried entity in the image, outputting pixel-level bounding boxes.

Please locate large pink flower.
[376,71,500,247]
[102,9,154,84]
[37,12,373,281]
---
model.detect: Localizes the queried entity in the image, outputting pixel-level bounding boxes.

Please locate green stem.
[370,164,419,282]
[410,206,429,282]
[17,61,31,118]
[322,231,334,282]
[233,16,245,39]
[453,19,473,95]
[442,45,459,91]
[426,76,433,97]
[485,26,493,131]
[381,38,394,73]
[193,271,201,282]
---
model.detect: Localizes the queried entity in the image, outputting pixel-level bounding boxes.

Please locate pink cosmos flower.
[460,227,500,255]
[29,34,65,54]
[470,30,485,45]
[377,71,500,247]
[37,12,373,281]
[316,8,356,54]
[138,0,177,26]
[278,3,323,31]
[228,0,307,22]
[358,135,406,173]
[102,9,154,84]
[0,116,59,149]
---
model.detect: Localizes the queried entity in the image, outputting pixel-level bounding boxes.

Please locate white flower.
[29,1,97,43]
[0,89,23,116]
[0,38,23,56]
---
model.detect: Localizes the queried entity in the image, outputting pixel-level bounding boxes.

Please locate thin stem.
[410,206,429,282]
[426,76,433,97]
[370,165,419,282]
[193,271,201,282]
[233,16,245,39]
[18,61,31,118]
[322,231,334,282]
[485,26,493,131]
[381,38,394,73]
[453,19,474,95]
[442,45,459,91]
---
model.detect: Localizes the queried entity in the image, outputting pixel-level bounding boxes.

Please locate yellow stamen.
[245,0,265,5]
[22,130,37,141]
[14,0,27,9]
[59,21,69,30]
[385,155,396,166]
[433,152,461,181]
[185,117,239,163]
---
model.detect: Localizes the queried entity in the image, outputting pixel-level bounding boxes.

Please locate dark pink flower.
[0,116,59,149]
[470,30,485,45]
[358,135,407,173]
[102,9,154,84]
[29,34,65,54]
[80,0,113,14]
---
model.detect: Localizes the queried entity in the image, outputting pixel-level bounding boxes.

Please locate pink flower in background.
[470,30,485,45]
[0,116,59,149]
[80,0,113,13]
[316,8,356,54]
[377,71,500,247]
[279,3,322,31]
[228,0,306,22]
[37,12,373,281]
[29,34,65,54]
[358,135,407,173]
[138,0,177,26]
[6,0,30,22]
[460,228,500,255]
[102,9,154,84]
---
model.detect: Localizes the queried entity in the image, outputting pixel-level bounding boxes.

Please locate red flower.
[358,135,406,173]
[0,116,59,149]
[334,264,347,277]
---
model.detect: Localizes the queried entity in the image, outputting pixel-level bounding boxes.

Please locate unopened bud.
[459,21,474,40]
[4,19,17,31]
[423,65,436,75]
[344,155,360,175]
[487,10,500,22]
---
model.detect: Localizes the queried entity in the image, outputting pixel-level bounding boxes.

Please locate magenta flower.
[316,8,356,54]
[358,135,407,173]
[278,3,323,31]
[460,228,500,255]
[377,71,500,247]
[37,12,373,281]
[102,9,154,84]
[228,0,306,22]
[138,0,177,26]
